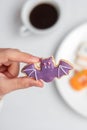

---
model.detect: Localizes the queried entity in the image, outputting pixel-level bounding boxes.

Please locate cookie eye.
[48,62,51,65]
[43,63,46,66]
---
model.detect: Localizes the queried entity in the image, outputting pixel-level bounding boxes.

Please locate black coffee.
[30,3,59,29]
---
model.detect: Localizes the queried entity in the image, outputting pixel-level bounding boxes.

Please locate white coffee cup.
[20,0,61,36]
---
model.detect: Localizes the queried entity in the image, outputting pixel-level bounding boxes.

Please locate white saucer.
[55,23,87,117]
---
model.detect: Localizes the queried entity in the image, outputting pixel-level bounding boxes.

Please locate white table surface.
[0,0,87,130]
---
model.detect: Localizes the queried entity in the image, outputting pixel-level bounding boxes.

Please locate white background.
[0,0,87,130]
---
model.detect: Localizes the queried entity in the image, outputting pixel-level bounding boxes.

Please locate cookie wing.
[22,64,38,80]
[58,60,73,78]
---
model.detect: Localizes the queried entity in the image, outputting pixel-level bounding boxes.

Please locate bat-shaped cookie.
[22,57,73,82]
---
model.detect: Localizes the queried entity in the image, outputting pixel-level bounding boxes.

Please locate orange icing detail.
[70,70,87,90]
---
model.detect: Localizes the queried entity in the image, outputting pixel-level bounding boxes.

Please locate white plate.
[55,23,87,117]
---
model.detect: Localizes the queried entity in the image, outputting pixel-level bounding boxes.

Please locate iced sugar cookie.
[70,70,87,90]
[75,42,87,70]
[22,57,73,82]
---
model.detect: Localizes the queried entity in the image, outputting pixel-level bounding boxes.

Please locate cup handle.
[20,26,31,36]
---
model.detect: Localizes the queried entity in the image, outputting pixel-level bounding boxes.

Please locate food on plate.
[70,70,87,90]
[75,42,87,70]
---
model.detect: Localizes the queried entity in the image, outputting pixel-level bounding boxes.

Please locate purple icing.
[22,57,73,82]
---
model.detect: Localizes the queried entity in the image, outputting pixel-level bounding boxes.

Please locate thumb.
[0,77,43,95]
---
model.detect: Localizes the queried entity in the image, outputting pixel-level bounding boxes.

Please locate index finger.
[5,49,40,63]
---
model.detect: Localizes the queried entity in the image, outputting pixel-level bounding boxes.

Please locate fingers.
[0,73,7,79]
[3,62,20,78]
[0,48,44,96]
[0,77,44,95]
[5,49,40,63]
[0,62,20,78]
[0,65,7,72]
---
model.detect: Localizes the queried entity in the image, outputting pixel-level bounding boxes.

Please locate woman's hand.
[0,48,43,96]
